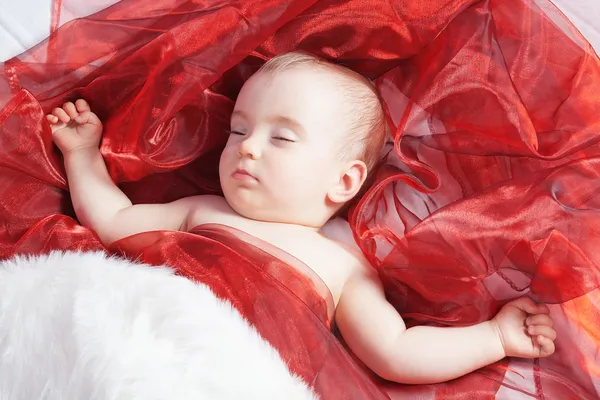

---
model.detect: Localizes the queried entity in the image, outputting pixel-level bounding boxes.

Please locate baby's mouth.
[232,168,258,182]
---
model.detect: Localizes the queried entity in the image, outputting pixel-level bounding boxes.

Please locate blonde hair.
[258,51,387,177]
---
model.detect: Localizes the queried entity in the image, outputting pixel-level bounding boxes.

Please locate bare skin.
[48,65,557,385]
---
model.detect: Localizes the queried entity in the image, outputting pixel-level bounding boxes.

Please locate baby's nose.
[238,135,262,160]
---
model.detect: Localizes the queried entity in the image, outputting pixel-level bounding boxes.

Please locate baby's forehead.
[266,66,368,109]
[237,64,375,129]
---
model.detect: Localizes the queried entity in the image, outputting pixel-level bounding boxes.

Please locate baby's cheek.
[220,147,236,163]
[217,151,232,175]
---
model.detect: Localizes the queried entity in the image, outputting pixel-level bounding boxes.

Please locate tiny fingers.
[62,102,79,119]
[536,303,550,315]
[46,114,59,124]
[74,110,101,125]
[526,314,553,328]
[75,99,90,113]
[49,99,89,123]
[537,335,556,357]
[528,324,557,341]
[51,107,70,123]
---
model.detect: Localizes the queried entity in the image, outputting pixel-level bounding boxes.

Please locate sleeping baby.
[47,51,557,384]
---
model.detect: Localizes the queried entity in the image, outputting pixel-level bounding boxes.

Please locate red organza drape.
[111,224,390,399]
[0,0,598,398]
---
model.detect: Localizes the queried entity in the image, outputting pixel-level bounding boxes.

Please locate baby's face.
[219,67,351,225]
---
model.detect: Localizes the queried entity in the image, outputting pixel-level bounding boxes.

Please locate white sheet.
[0,0,599,62]
[0,0,52,61]
[0,0,119,61]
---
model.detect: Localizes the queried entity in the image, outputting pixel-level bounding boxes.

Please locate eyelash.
[226,130,244,136]
[226,130,295,142]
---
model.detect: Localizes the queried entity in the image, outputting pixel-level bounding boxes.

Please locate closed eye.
[273,137,295,142]
[226,129,245,136]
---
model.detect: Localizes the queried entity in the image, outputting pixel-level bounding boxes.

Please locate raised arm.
[335,265,556,384]
[49,100,198,245]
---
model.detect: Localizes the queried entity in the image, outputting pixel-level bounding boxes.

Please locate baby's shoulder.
[190,194,242,214]
[315,234,373,278]
[170,194,226,211]
[180,194,235,230]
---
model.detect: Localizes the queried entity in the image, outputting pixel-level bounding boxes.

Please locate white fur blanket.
[0,251,318,400]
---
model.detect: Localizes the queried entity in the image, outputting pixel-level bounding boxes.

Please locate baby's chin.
[223,191,268,219]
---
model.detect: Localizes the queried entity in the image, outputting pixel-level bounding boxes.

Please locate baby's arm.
[66,146,198,243]
[49,100,197,245]
[336,264,556,384]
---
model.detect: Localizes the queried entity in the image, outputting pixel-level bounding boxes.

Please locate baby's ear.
[327,160,367,205]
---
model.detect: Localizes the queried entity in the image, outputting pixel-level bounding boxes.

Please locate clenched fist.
[47,99,103,154]
[492,297,556,359]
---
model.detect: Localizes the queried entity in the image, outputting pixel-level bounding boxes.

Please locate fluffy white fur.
[0,251,318,400]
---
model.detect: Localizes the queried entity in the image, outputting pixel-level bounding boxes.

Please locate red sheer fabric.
[0,0,598,399]
[349,1,600,399]
[111,224,388,399]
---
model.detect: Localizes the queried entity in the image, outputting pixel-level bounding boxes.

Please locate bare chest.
[187,200,351,304]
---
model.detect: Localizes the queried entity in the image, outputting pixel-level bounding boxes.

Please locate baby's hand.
[47,99,103,154]
[491,297,556,359]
